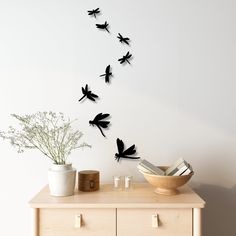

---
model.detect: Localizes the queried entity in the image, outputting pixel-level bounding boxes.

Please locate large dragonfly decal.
[89,113,110,137]
[87,8,100,18]
[117,33,130,45]
[100,65,112,83]
[96,21,110,33]
[78,84,99,102]
[118,51,132,64]
[115,138,140,162]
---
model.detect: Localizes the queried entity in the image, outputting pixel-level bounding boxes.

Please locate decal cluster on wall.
[81,7,139,162]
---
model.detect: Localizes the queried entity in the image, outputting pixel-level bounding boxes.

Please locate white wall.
[0,0,236,235]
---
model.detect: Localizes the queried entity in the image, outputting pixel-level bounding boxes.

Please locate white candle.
[125,176,132,189]
[114,176,120,188]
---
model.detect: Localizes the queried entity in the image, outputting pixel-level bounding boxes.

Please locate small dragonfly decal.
[100,65,112,83]
[118,51,132,64]
[78,84,99,102]
[115,138,140,162]
[87,8,100,18]
[117,33,130,45]
[96,21,110,33]
[89,113,110,137]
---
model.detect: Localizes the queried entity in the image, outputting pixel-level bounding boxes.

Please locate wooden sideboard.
[29,183,205,236]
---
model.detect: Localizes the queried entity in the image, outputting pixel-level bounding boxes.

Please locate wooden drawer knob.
[152,214,159,228]
[75,214,82,228]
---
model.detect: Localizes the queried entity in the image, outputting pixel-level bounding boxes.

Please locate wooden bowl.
[139,166,194,195]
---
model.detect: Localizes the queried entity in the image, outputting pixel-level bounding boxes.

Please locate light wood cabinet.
[29,183,205,236]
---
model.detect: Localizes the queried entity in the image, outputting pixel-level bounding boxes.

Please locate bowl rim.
[139,169,194,178]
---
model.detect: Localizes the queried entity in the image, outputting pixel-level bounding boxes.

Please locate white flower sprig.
[0,111,91,164]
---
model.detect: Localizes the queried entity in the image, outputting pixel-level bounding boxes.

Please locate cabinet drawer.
[117,208,192,236]
[39,208,116,236]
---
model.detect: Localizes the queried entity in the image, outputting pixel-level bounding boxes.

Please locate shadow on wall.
[194,184,236,236]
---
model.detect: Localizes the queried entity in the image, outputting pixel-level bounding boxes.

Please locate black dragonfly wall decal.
[96,21,110,33]
[87,8,100,18]
[100,65,112,83]
[89,113,110,137]
[118,51,132,64]
[78,84,99,102]
[115,138,140,162]
[117,33,130,45]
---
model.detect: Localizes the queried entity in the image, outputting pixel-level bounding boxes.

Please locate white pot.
[48,163,76,197]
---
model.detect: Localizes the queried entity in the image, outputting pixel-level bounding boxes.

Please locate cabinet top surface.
[29,183,205,208]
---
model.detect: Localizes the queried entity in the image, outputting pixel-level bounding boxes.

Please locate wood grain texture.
[29,183,205,209]
[39,208,116,236]
[117,208,192,236]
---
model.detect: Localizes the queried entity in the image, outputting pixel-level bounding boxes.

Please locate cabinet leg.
[193,208,202,236]
[31,208,39,236]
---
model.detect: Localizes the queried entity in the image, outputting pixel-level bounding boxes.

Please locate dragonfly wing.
[87,94,96,101]
[124,52,131,59]
[118,57,124,64]
[88,97,95,102]
[123,144,136,156]
[124,38,130,45]
[93,113,103,122]
[105,65,110,74]
[117,35,121,40]
[105,74,109,83]
[122,155,140,160]
[127,54,132,59]
[116,138,124,154]
[90,93,98,98]
[93,113,110,122]
[87,93,98,101]
[97,121,110,128]
[96,24,102,28]
[82,86,85,94]
[98,113,110,120]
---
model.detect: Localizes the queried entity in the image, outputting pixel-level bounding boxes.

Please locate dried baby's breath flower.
[0,112,91,164]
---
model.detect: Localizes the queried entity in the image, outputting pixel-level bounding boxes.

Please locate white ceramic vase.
[48,163,76,197]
